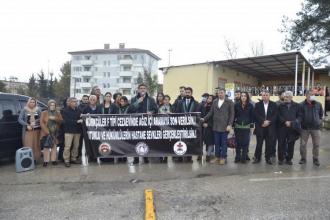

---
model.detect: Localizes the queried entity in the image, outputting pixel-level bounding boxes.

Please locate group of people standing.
[200,88,323,166]
[17,83,324,168]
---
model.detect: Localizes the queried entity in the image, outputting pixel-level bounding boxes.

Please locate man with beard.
[172,86,186,113]
[130,83,158,164]
[175,87,200,162]
[234,90,241,104]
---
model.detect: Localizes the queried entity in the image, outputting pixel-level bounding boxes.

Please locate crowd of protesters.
[18,83,326,168]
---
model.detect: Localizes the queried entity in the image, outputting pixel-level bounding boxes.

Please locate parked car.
[0,93,47,159]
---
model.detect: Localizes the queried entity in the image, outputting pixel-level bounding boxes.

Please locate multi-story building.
[68,43,161,100]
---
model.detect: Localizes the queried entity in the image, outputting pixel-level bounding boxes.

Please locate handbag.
[227,134,236,149]
[40,135,54,148]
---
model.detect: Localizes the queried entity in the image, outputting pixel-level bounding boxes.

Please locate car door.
[0,99,22,158]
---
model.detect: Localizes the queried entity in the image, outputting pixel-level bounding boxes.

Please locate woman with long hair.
[18,98,42,163]
[201,95,214,162]
[40,100,63,167]
[233,92,254,163]
[156,92,165,108]
[100,92,118,114]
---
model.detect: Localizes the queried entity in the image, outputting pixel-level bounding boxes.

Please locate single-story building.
[160,52,329,102]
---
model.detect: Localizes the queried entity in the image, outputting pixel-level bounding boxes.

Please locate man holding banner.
[130,83,158,164]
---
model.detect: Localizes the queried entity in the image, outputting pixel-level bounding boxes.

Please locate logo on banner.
[173,141,187,155]
[98,142,112,156]
[135,142,149,156]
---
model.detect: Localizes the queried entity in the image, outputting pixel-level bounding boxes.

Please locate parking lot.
[1,131,330,220]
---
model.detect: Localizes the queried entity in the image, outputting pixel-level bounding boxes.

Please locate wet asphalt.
[1,131,330,220]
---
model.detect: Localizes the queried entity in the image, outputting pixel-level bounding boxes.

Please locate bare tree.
[250,41,265,57]
[223,37,238,59]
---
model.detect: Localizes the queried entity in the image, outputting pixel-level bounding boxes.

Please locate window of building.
[83,77,90,83]
[117,79,120,83]
[133,55,137,60]
[75,78,81,82]
[83,88,90,94]
[107,83,110,88]
[104,72,106,77]
[104,61,107,66]
[122,77,131,83]
[107,72,110,77]
[84,66,91,71]
[108,61,111,66]
[122,89,131,96]
[73,56,81,61]
[117,55,122,60]
[121,65,131,71]
[75,89,81,94]
[123,55,132,60]
[84,55,91,60]
[73,67,82,72]
[103,83,107,88]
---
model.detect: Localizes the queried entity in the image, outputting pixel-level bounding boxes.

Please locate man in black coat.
[172,86,186,113]
[253,90,278,165]
[299,89,323,166]
[130,84,158,164]
[83,95,102,114]
[175,87,200,113]
[175,87,200,162]
[130,84,158,114]
[277,91,301,165]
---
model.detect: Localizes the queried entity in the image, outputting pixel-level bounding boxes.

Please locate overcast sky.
[0,0,303,82]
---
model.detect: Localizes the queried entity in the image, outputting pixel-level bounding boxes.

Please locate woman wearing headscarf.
[18,97,42,163]
[40,100,63,167]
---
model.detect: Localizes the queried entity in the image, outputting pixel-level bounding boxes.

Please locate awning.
[216,51,314,80]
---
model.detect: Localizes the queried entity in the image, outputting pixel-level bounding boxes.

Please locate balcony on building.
[119,54,133,65]
[81,71,93,77]
[118,83,133,88]
[81,60,94,66]
[119,71,133,77]
[80,82,92,88]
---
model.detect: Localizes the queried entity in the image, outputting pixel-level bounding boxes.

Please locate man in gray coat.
[202,88,234,165]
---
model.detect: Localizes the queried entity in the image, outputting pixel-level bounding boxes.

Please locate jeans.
[213,131,228,159]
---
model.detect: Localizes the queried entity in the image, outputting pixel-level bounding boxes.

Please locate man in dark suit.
[175,87,200,113]
[253,90,278,165]
[175,87,200,162]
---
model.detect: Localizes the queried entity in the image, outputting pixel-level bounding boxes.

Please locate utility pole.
[168,49,172,66]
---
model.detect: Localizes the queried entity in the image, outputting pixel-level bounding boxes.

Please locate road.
[1,130,330,220]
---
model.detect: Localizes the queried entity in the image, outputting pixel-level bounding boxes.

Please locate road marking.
[145,189,156,220]
[249,175,330,182]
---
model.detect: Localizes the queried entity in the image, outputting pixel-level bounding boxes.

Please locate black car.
[0,93,47,159]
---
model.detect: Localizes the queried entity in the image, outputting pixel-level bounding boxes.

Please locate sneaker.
[313,158,320,166]
[43,162,48,167]
[278,160,284,165]
[219,159,225,165]
[71,160,81,165]
[234,158,240,163]
[299,158,306,164]
[65,162,71,167]
[52,161,58,166]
